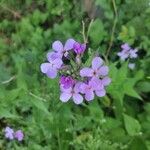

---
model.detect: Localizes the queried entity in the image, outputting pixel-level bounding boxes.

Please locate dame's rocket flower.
[80,57,109,78]
[79,80,96,101]
[41,38,111,105]
[117,43,138,61]
[4,127,14,140]
[60,83,83,104]
[14,130,24,141]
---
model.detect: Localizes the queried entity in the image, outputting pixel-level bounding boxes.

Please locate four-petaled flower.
[117,43,138,61]
[14,130,24,141]
[60,83,83,104]
[80,57,109,78]
[4,127,14,140]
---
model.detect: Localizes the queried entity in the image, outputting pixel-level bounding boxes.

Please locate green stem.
[106,0,118,58]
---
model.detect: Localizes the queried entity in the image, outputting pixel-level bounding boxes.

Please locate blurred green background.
[0,0,150,149]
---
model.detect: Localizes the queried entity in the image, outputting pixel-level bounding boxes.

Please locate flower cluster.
[117,43,138,61]
[4,126,24,141]
[41,39,111,104]
[117,43,138,69]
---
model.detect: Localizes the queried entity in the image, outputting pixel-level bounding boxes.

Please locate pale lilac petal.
[90,77,102,90]
[101,77,111,86]
[73,94,83,104]
[117,52,123,57]
[95,89,106,97]
[60,92,72,102]
[64,38,76,51]
[92,57,103,69]
[40,63,51,73]
[60,86,72,93]
[52,41,63,52]
[80,68,93,77]
[120,53,129,61]
[85,90,94,101]
[129,49,138,58]
[121,43,130,51]
[53,58,63,69]
[79,83,87,94]
[74,82,82,93]
[46,68,57,79]
[99,66,109,76]
[47,52,61,61]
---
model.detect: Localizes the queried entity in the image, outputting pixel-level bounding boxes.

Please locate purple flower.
[60,76,75,89]
[73,42,86,54]
[128,63,135,70]
[80,77,108,101]
[40,55,63,79]
[14,130,24,141]
[52,39,75,58]
[118,43,138,61]
[92,77,106,97]
[4,127,14,140]
[80,80,95,101]
[60,83,83,104]
[80,57,109,78]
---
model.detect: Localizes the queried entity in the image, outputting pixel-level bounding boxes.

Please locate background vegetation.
[0,0,150,149]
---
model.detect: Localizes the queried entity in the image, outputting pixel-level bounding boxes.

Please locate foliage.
[0,0,150,149]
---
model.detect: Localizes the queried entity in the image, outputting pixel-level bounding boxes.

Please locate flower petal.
[52,41,63,52]
[60,92,72,102]
[78,82,87,94]
[80,68,93,77]
[47,52,61,61]
[73,93,83,104]
[99,66,109,76]
[92,57,103,69]
[95,89,106,97]
[53,58,63,69]
[40,63,51,73]
[74,82,82,93]
[46,68,57,79]
[85,90,94,101]
[121,43,130,51]
[101,77,111,86]
[64,38,76,51]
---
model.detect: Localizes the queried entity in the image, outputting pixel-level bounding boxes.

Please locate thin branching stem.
[106,0,118,58]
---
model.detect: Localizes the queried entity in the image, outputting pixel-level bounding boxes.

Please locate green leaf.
[89,19,106,46]
[30,95,50,116]
[123,114,141,136]
[0,108,19,119]
[129,137,148,150]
